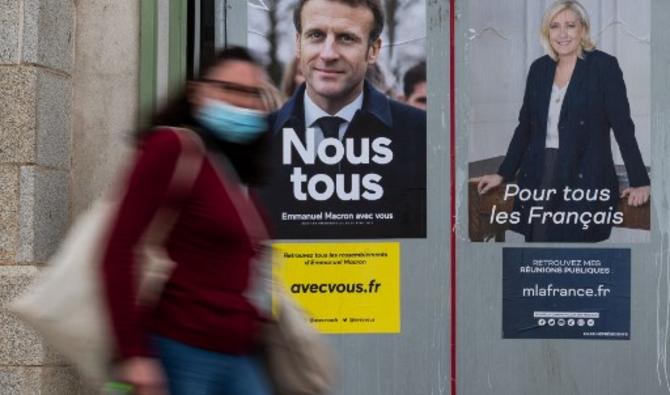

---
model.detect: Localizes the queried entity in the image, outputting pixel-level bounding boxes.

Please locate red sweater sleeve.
[101,129,184,359]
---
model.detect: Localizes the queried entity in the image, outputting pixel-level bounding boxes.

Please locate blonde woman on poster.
[477,0,650,242]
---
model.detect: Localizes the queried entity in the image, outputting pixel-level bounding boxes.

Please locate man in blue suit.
[259,0,426,239]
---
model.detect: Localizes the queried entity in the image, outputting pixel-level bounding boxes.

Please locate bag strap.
[135,128,205,304]
[137,128,205,251]
[166,127,206,201]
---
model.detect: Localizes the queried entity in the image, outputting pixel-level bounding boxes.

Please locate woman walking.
[102,47,273,395]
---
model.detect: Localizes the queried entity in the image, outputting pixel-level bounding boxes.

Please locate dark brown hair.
[293,0,385,43]
[403,61,426,98]
[136,46,270,185]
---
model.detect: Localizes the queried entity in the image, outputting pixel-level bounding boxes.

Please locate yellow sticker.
[272,242,400,334]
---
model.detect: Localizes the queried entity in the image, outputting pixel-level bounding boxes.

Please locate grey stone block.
[0,265,64,366]
[22,0,75,74]
[0,0,20,63]
[0,266,85,390]
[36,70,71,169]
[0,366,80,394]
[0,67,71,168]
[0,266,39,306]
[0,266,44,365]
[0,165,20,263]
[0,67,37,163]
[17,167,69,264]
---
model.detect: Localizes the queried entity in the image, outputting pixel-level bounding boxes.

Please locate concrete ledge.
[0,266,66,365]
[0,366,79,395]
[0,267,93,392]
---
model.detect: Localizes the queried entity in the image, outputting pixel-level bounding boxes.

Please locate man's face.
[296,0,381,113]
[406,81,427,110]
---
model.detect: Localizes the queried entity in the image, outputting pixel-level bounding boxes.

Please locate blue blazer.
[498,50,649,242]
[259,81,427,239]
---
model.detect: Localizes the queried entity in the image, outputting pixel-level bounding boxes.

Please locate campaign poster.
[502,248,630,340]
[463,1,651,243]
[249,0,427,239]
[273,242,400,333]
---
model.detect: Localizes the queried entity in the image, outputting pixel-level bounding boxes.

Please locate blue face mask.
[195,100,268,144]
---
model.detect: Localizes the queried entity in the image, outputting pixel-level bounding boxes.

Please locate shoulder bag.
[7,128,205,386]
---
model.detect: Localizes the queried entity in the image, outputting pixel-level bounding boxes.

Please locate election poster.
[463,1,651,243]
[273,242,400,333]
[502,248,630,340]
[249,0,427,239]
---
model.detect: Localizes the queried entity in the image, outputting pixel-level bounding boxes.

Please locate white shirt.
[545,83,568,149]
[304,91,364,145]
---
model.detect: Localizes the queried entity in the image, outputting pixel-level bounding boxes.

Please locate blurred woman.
[477,0,650,242]
[102,47,273,395]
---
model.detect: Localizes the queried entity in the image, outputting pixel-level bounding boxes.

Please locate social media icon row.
[538,318,595,327]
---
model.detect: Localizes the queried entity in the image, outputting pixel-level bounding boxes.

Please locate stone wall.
[0,0,78,392]
[0,0,139,393]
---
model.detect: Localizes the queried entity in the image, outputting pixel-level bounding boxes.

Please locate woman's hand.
[620,185,650,207]
[116,357,168,395]
[476,174,504,195]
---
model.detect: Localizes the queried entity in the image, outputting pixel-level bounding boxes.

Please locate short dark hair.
[140,47,261,136]
[198,46,259,79]
[293,0,385,43]
[403,61,426,98]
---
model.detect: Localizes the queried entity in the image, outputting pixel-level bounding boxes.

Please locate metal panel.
[234,0,451,393]
[321,1,452,392]
[456,1,669,395]
[650,0,670,392]
[225,0,670,393]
